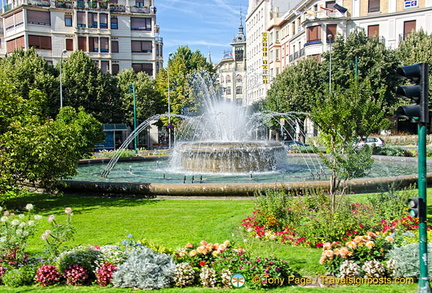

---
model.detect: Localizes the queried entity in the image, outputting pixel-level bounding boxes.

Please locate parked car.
[355,136,385,147]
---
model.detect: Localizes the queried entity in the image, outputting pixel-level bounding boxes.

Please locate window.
[88,12,97,28]
[100,14,108,28]
[131,40,152,53]
[326,1,336,9]
[403,20,416,39]
[306,25,321,43]
[236,86,242,94]
[131,17,151,30]
[100,37,109,52]
[226,87,231,95]
[368,0,380,13]
[111,17,118,29]
[236,74,242,82]
[136,1,145,7]
[368,25,379,38]
[326,24,337,40]
[78,36,87,51]
[131,63,153,75]
[66,39,73,51]
[89,37,98,52]
[6,36,24,53]
[111,40,119,53]
[226,75,231,83]
[77,12,86,27]
[101,61,109,74]
[112,64,120,75]
[28,35,52,50]
[27,10,50,25]
[65,14,72,26]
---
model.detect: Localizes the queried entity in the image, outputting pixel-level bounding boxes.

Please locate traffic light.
[407,197,424,218]
[395,63,429,124]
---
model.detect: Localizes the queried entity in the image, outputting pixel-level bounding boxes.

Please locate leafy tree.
[311,77,389,211]
[0,74,104,194]
[263,58,326,140]
[156,46,216,128]
[115,69,165,124]
[61,51,121,123]
[0,48,59,118]
[322,29,399,112]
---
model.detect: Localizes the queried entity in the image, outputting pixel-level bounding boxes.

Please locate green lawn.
[2,193,421,292]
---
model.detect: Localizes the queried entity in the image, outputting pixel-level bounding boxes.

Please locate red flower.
[199,261,206,267]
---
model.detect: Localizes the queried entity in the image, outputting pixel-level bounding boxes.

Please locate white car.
[355,137,385,147]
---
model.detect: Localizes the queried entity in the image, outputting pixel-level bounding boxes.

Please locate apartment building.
[0,0,163,77]
[215,18,247,106]
[245,0,432,106]
[267,0,432,78]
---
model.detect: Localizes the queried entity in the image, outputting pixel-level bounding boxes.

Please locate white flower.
[19,222,26,228]
[0,207,3,212]
[0,216,8,222]
[22,231,29,237]
[25,204,34,211]
[11,219,20,226]
[18,214,25,219]
[34,215,42,220]
[0,237,6,242]
[41,230,52,240]
[64,207,73,214]
[27,220,35,226]
[16,229,22,235]
[48,215,55,222]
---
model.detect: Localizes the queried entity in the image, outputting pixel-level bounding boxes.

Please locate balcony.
[109,4,126,12]
[55,1,73,8]
[130,6,149,13]
[28,0,50,6]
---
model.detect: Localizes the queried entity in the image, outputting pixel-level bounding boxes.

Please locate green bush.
[368,188,414,223]
[2,265,36,287]
[56,246,101,281]
[388,242,432,278]
[373,145,413,157]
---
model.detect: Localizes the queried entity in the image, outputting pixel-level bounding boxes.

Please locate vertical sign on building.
[262,32,269,84]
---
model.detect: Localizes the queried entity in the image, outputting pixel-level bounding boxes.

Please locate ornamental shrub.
[96,261,117,287]
[64,264,88,286]
[173,262,195,287]
[388,242,432,278]
[35,264,62,286]
[2,265,36,287]
[56,246,101,282]
[112,246,175,290]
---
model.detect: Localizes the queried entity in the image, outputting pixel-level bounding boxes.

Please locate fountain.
[63,73,430,197]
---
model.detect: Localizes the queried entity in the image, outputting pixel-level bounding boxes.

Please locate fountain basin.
[173,141,287,173]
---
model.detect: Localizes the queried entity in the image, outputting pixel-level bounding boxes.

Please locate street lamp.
[167,52,173,149]
[60,48,67,109]
[327,34,333,92]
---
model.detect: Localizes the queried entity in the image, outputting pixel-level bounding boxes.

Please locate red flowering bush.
[96,262,117,286]
[64,264,88,286]
[35,264,62,286]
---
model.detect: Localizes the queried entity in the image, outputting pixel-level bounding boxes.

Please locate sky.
[156,0,249,66]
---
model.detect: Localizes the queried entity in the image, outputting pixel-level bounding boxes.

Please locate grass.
[1,192,422,292]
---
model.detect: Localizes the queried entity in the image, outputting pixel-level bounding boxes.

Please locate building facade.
[0,0,163,77]
[246,0,432,106]
[215,17,247,106]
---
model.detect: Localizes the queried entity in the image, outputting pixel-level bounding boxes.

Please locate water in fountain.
[100,71,324,180]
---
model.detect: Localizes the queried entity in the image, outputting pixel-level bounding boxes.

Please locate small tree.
[311,77,389,212]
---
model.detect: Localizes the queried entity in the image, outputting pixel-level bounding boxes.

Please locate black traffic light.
[407,197,424,218]
[396,63,429,124]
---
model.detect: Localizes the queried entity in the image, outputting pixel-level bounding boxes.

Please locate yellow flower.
[367,231,377,238]
[323,242,332,250]
[333,248,340,255]
[223,240,230,247]
[189,250,197,257]
[324,250,334,258]
[200,240,208,246]
[218,244,227,252]
[353,236,363,243]
[385,236,394,243]
[212,251,219,257]
[346,241,357,249]
[185,242,193,249]
[319,255,326,265]
[339,247,349,258]
[366,241,375,249]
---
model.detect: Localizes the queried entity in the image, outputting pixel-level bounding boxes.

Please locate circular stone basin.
[173,141,287,173]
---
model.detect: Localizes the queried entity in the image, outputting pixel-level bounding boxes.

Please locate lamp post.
[60,48,67,109]
[327,34,333,92]
[167,52,173,149]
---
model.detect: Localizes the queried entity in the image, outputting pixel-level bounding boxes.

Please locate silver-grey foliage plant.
[112,247,175,290]
[388,243,432,278]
